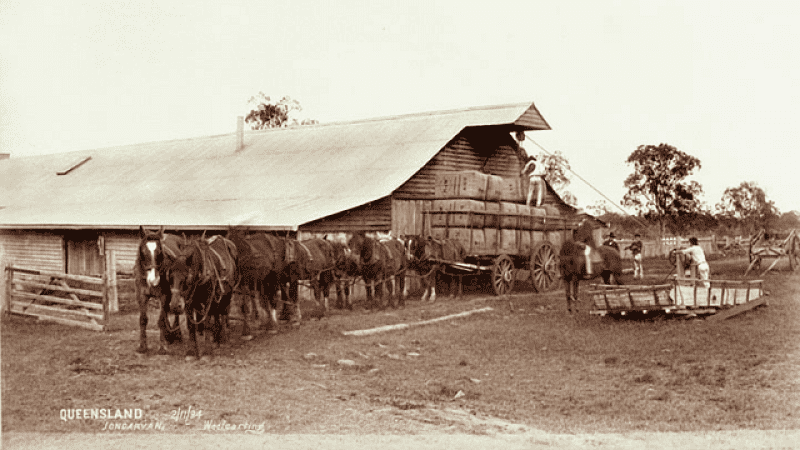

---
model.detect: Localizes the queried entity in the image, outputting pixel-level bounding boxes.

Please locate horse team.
[135,218,624,359]
[135,227,465,359]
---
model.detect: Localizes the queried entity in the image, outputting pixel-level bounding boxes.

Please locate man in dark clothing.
[603,232,620,252]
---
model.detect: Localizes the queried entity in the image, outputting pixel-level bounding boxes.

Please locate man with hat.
[603,232,620,252]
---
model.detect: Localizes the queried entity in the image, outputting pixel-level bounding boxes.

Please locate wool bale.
[546,231,563,248]
[470,229,485,254]
[500,229,518,254]
[447,228,472,251]
[431,227,447,240]
[484,228,498,252]
[434,173,459,199]
[542,204,560,216]
[430,200,455,227]
[499,202,519,229]
[454,171,489,200]
[517,205,533,230]
[484,201,500,228]
[485,174,504,202]
[450,199,485,228]
[498,176,524,203]
[519,229,532,254]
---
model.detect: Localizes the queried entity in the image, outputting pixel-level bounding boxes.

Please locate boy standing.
[626,233,644,279]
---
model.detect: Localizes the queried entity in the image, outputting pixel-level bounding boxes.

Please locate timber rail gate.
[4,265,111,331]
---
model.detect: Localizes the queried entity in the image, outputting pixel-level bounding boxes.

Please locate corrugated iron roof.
[0,102,550,230]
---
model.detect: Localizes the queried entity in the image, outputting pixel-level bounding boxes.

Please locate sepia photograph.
[1,1,799,448]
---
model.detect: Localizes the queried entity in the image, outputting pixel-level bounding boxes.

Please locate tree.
[775,211,800,232]
[244,93,315,129]
[716,181,779,235]
[622,143,704,237]
[586,200,612,217]
[537,150,577,206]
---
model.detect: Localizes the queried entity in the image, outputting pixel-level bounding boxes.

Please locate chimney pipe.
[236,116,244,152]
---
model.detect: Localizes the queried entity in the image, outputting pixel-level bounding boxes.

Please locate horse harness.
[199,236,238,295]
[286,240,314,263]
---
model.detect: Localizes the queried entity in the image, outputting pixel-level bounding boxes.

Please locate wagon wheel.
[491,255,515,296]
[530,241,560,292]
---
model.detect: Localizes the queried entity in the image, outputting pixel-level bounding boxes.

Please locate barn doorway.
[65,231,104,276]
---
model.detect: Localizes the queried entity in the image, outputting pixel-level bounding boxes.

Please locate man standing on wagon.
[626,233,644,280]
[681,237,710,287]
[522,155,547,207]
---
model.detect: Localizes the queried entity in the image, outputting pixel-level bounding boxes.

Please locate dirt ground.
[3,257,800,449]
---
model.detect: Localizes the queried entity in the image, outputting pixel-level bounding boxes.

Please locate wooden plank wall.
[392,199,432,237]
[300,196,392,233]
[104,232,139,273]
[0,231,65,272]
[394,131,521,199]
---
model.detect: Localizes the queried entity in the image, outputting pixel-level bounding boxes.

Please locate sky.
[2,0,799,214]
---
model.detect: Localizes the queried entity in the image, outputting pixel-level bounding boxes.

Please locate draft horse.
[285,238,358,313]
[226,228,290,334]
[171,235,240,360]
[325,239,359,310]
[405,235,466,303]
[282,238,358,318]
[134,226,184,354]
[347,232,408,310]
[559,220,624,314]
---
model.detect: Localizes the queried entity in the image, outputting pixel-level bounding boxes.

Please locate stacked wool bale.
[431,171,560,255]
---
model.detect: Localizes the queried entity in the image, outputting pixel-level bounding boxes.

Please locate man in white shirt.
[681,237,710,287]
[522,156,547,207]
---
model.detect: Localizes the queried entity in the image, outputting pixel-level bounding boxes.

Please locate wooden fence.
[3,251,119,331]
[616,236,719,260]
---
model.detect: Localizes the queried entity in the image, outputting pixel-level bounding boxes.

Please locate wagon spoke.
[531,241,559,292]
[492,255,515,296]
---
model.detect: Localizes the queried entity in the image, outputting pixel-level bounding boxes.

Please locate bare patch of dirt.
[3,257,800,439]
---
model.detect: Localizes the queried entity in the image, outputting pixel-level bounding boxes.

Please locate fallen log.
[342,306,494,336]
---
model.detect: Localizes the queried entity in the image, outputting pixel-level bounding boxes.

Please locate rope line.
[528,138,650,230]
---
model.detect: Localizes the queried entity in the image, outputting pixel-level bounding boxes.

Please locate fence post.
[102,266,109,330]
[106,250,119,313]
[2,259,9,316]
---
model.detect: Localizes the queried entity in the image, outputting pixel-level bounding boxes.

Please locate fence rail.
[4,264,109,331]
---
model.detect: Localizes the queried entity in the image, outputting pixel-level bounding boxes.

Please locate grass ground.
[2,256,799,435]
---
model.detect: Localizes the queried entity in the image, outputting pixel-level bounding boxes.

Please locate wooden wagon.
[744,229,800,276]
[589,249,766,318]
[421,170,579,295]
[587,278,765,318]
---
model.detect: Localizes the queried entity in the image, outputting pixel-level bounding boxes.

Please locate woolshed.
[0,102,577,305]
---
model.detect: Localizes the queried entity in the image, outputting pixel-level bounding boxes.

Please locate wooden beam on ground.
[705,296,768,322]
[342,306,494,336]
